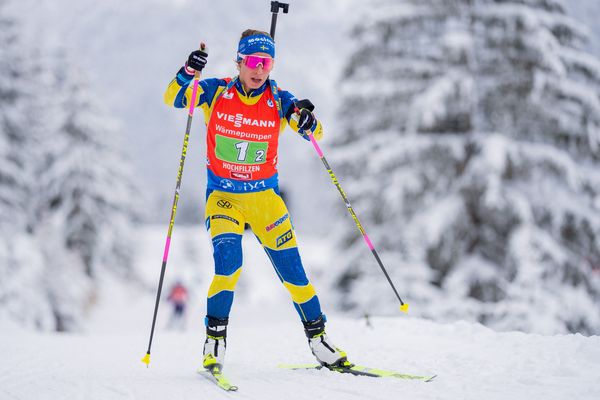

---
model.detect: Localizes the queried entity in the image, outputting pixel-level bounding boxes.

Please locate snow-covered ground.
[2,225,600,400]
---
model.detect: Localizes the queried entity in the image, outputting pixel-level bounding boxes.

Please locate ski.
[278,363,436,382]
[197,367,238,391]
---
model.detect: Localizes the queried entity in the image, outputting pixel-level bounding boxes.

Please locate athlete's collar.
[235,78,269,98]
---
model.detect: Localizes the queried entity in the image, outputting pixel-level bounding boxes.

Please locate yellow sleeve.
[164,74,232,124]
[288,114,324,141]
[163,75,205,109]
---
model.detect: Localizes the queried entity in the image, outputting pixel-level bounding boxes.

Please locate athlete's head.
[236,29,275,91]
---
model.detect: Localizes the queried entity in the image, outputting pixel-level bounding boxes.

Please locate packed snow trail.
[1,226,599,399]
[2,296,599,399]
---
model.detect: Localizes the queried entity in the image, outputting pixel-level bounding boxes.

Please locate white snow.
[4,0,600,396]
[2,225,600,400]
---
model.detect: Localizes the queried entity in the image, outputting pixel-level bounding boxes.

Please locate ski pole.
[296,108,409,313]
[269,1,289,39]
[142,43,207,367]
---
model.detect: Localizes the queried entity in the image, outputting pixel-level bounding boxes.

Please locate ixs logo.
[276,229,293,247]
[242,180,266,192]
[266,213,289,232]
[216,112,276,129]
[222,91,234,100]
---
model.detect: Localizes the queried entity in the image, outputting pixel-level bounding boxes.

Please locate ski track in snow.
[2,225,600,400]
[3,318,600,400]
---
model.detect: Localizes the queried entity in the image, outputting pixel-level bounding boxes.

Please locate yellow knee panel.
[283,282,316,304]
[207,267,243,298]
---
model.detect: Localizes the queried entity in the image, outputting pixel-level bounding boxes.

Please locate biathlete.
[164,29,348,372]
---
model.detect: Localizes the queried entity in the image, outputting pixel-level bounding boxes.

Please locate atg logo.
[276,229,293,247]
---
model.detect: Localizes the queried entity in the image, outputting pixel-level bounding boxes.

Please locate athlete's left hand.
[297,108,316,131]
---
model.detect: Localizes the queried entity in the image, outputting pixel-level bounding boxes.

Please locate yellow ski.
[278,363,436,382]
[198,367,238,391]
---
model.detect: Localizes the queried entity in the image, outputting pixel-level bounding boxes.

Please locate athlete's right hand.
[186,49,208,72]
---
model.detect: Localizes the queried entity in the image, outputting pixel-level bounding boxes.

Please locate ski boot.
[303,315,349,367]
[202,316,228,372]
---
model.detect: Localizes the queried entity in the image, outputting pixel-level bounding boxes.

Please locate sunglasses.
[238,53,274,70]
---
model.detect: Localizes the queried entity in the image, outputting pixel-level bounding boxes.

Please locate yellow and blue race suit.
[164,66,324,322]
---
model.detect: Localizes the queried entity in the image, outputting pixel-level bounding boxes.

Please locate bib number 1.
[234,142,248,161]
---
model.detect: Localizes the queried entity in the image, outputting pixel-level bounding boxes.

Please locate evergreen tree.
[38,58,139,280]
[1,0,139,330]
[0,0,54,330]
[0,0,29,229]
[333,0,600,334]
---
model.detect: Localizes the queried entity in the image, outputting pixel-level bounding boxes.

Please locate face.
[238,52,274,91]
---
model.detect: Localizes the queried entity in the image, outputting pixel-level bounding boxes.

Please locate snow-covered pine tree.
[0,0,56,330]
[0,0,30,229]
[1,34,140,331]
[328,0,476,316]
[37,58,139,280]
[332,0,600,334]
[31,54,141,330]
[465,0,600,333]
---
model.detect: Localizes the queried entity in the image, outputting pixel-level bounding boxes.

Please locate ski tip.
[400,303,409,313]
[425,374,437,382]
[141,353,151,367]
[198,368,238,391]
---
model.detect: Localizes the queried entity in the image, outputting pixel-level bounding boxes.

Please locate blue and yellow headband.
[237,34,275,61]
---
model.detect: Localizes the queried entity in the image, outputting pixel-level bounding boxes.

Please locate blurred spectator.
[166,281,189,330]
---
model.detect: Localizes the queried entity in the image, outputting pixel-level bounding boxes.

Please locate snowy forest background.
[1,0,600,336]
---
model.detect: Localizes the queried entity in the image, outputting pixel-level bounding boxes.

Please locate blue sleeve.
[277,88,318,141]
[278,89,298,122]
[198,78,227,108]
